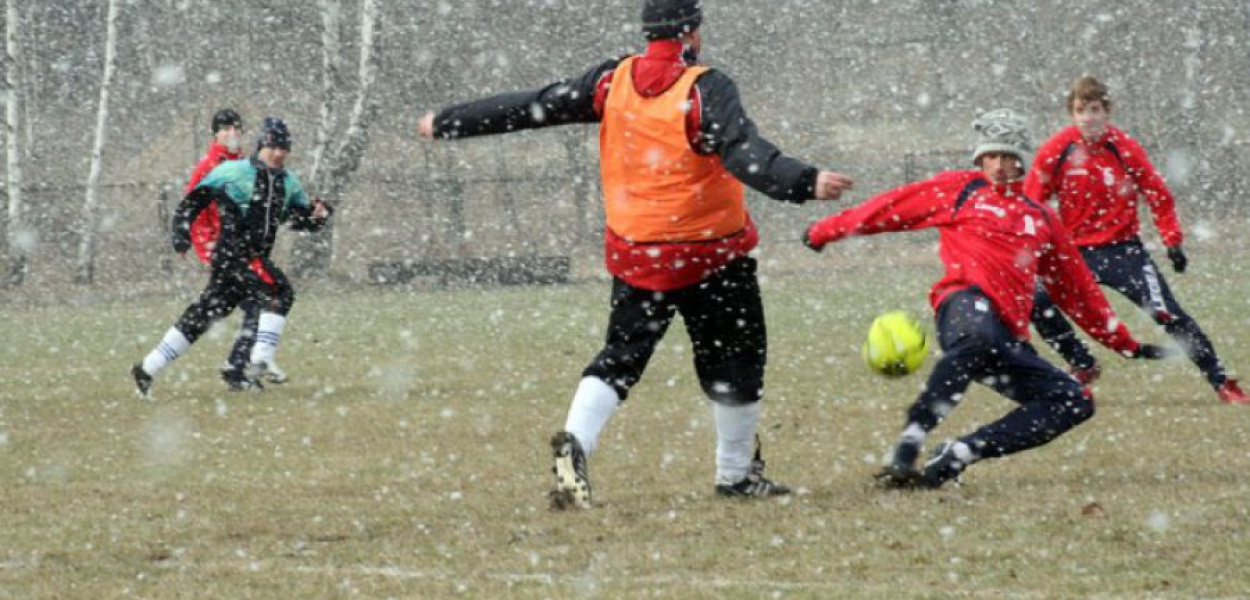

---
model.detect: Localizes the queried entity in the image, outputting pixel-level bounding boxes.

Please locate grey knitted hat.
[971,108,1033,168]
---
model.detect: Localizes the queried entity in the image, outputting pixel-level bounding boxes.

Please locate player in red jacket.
[805,109,1165,488]
[185,109,288,390]
[1024,76,1245,405]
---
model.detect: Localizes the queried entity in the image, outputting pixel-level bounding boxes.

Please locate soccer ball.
[862,311,928,377]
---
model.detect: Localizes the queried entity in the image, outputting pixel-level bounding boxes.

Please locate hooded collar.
[632,39,691,97]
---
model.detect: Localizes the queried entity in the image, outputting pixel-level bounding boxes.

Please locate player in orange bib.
[418,0,854,508]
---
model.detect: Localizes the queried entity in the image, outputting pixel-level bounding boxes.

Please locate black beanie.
[256,117,292,151]
[211,108,242,133]
[641,0,702,40]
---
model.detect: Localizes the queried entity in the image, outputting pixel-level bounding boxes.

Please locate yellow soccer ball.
[862,311,929,377]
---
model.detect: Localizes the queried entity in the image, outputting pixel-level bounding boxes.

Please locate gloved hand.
[802,228,824,252]
[1166,245,1187,273]
[1126,343,1170,360]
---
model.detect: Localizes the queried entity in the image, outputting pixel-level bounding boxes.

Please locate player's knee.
[702,379,763,406]
[1070,392,1096,423]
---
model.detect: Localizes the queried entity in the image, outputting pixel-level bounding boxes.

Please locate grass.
[2,243,1249,599]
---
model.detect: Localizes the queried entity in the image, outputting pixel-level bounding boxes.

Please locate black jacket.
[172,157,330,269]
[432,56,820,203]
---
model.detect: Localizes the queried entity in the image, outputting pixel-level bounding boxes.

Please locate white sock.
[951,441,977,464]
[900,423,926,446]
[141,328,191,377]
[249,312,287,366]
[714,402,760,485]
[563,377,620,456]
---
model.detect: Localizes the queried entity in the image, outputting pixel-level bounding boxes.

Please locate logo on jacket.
[974,202,1006,218]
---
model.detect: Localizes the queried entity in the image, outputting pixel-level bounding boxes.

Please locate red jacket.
[1024,125,1183,248]
[806,170,1140,353]
[186,141,242,264]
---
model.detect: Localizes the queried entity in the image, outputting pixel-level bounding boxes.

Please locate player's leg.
[133,269,242,398]
[925,342,1094,487]
[1087,241,1236,398]
[877,288,995,487]
[221,297,260,390]
[551,277,677,509]
[1031,286,1100,385]
[243,259,295,384]
[679,257,787,497]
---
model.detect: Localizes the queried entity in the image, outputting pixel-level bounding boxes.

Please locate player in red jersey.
[1025,75,1245,405]
[805,109,1165,488]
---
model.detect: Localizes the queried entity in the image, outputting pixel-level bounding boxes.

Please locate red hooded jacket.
[1024,125,1183,248]
[185,141,242,264]
[806,170,1141,354]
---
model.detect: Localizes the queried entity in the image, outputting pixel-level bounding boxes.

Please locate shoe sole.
[549,433,591,510]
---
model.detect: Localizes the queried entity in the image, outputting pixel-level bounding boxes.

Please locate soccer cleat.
[922,441,967,489]
[549,431,592,510]
[874,463,925,489]
[263,362,289,384]
[1217,379,1249,405]
[874,440,924,489]
[131,363,153,399]
[221,367,263,392]
[715,436,792,498]
[1070,363,1102,387]
[243,362,270,390]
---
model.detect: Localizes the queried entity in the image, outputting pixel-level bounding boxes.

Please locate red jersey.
[806,170,1140,353]
[1024,125,1183,248]
[185,141,242,264]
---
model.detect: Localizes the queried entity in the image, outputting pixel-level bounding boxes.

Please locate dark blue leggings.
[911,288,1094,460]
[1032,238,1226,388]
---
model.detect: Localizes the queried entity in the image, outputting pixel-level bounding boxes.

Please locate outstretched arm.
[1040,214,1161,358]
[696,71,851,203]
[804,172,969,250]
[417,58,621,140]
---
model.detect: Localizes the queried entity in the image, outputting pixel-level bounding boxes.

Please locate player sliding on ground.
[804,109,1167,488]
[417,0,853,507]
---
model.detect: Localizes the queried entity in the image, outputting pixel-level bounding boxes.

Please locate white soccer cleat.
[549,431,592,510]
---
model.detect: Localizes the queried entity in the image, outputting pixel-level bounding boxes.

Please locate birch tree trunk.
[292,0,378,278]
[75,0,120,284]
[307,0,341,187]
[4,0,25,285]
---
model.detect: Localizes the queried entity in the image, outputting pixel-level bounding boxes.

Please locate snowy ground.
[2,248,1249,599]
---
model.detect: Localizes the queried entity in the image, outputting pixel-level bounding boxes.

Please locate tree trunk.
[292,0,378,279]
[75,0,120,285]
[3,0,25,286]
[308,0,341,187]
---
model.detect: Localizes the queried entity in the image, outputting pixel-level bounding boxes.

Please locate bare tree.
[75,0,120,284]
[292,0,379,278]
[308,0,342,187]
[3,0,25,285]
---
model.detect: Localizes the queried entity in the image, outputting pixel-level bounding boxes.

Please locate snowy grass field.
[3,245,1250,599]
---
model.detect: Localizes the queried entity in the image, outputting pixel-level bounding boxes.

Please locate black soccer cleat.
[221,367,263,392]
[715,436,792,498]
[131,363,153,400]
[549,431,592,510]
[874,463,925,489]
[922,441,967,489]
